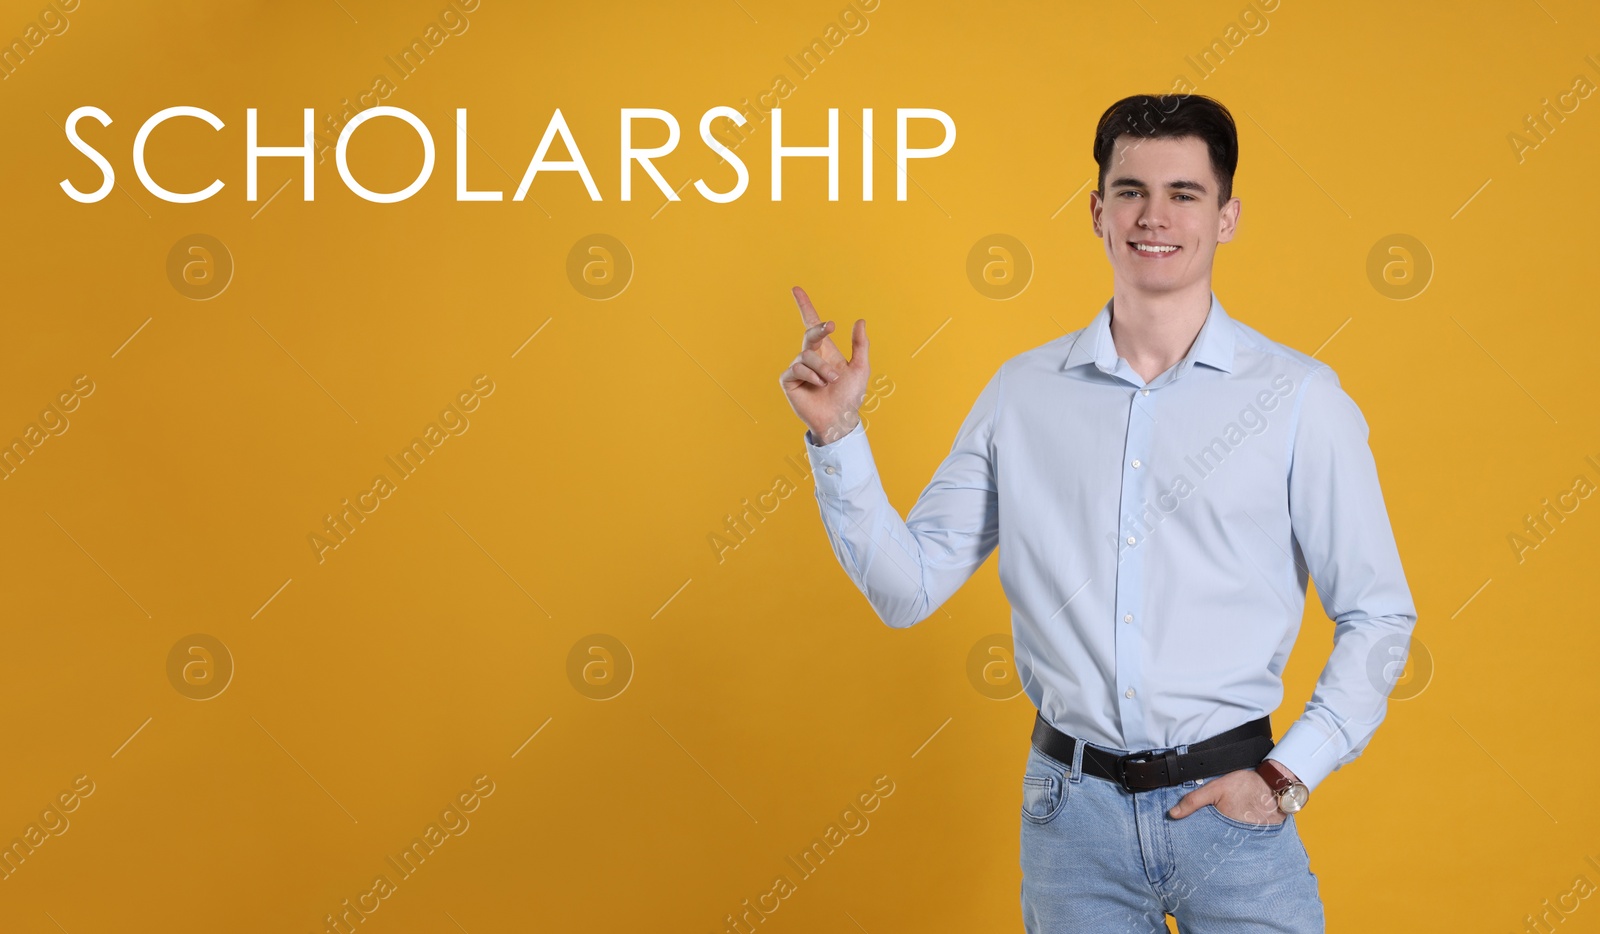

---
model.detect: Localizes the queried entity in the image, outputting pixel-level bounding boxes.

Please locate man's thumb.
[850,319,869,371]
[1170,789,1208,818]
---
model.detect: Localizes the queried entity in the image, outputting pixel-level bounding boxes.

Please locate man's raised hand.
[779,286,870,446]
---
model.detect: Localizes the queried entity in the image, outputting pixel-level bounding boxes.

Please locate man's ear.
[1089,190,1103,238]
[1216,196,1242,244]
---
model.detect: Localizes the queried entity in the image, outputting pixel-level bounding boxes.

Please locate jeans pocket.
[1021,749,1070,825]
[1202,803,1289,833]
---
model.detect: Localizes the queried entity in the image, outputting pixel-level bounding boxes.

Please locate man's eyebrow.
[1108,176,1210,193]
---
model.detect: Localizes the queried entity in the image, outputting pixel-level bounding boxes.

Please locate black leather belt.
[1031,712,1275,792]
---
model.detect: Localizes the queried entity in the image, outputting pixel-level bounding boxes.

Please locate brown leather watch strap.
[1256,758,1296,793]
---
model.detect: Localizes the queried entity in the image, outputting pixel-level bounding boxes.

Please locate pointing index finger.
[792,285,821,328]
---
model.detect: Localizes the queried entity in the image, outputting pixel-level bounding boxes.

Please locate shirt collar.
[1061,291,1236,377]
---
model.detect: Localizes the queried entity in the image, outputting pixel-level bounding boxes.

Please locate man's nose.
[1139,205,1168,229]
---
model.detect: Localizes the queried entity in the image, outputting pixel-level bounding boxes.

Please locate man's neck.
[1108,281,1213,384]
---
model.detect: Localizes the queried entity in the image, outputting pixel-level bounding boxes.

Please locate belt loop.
[1069,735,1085,784]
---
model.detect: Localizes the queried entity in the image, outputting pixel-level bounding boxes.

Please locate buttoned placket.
[1114,378,1157,750]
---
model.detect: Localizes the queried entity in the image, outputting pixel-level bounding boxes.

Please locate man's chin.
[1115,271,1192,295]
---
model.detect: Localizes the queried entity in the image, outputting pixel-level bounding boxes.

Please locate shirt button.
[1126,536,1136,545]
[1131,459,1141,468]
[1141,389,1149,396]
[1125,688,1136,698]
[824,466,835,475]
[1123,614,1133,623]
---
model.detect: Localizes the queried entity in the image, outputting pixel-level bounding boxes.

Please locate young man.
[777,93,1417,932]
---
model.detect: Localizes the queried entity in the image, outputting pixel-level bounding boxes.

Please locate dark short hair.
[1093,94,1239,207]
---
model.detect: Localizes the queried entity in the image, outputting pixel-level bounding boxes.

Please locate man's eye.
[1176,194,1194,201]
[1119,190,1140,198]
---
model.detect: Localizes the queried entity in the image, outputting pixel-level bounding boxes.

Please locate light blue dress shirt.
[803,292,1417,793]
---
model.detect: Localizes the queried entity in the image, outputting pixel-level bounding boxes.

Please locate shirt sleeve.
[1269,365,1419,794]
[804,366,1004,628]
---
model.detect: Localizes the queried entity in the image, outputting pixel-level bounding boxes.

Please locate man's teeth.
[1134,243,1178,253]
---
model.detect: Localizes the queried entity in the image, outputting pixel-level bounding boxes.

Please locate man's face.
[1090,134,1240,297]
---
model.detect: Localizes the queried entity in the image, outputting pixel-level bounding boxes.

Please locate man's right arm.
[804,366,1004,628]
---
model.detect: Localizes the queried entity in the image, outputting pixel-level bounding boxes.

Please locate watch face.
[1279,783,1310,813]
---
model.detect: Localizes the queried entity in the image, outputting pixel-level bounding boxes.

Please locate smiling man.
[778,93,1417,932]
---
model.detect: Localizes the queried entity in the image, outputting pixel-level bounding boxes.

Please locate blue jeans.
[1020,738,1324,933]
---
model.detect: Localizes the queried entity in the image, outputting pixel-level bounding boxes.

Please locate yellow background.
[0,0,1596,930]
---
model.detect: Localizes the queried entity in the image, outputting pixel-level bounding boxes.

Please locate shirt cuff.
[805,419,874,497]
[1266,722,1343,795]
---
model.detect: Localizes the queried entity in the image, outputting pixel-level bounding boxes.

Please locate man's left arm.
[1267,365,1420,795]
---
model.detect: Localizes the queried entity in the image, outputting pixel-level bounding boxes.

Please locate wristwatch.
[1256,759,1310,814]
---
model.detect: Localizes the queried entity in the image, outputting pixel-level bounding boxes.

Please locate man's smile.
[1129,240,1182,258]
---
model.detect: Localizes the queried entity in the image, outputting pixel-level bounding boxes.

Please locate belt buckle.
[1115,751,1150,792]
[1115,748,1178,792]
